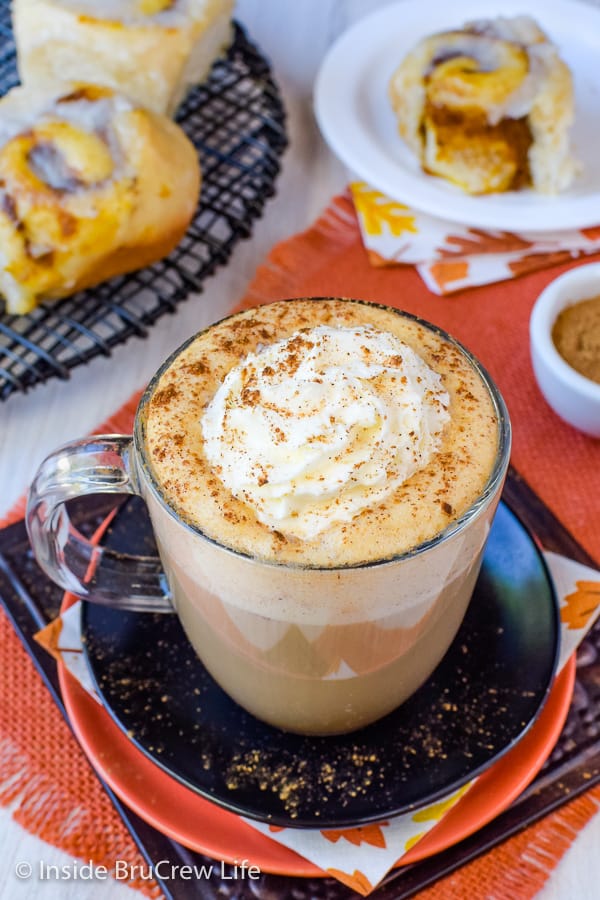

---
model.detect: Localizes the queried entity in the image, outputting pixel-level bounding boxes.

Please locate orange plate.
[59,637,575,876]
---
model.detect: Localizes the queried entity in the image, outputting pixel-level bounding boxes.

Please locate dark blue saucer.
[81,499,559,829]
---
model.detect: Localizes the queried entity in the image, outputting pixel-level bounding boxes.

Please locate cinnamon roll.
[0,84,201,315]
[388,16,578,195]
[12,0,234,116]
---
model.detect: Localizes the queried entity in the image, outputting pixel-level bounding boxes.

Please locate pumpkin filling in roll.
[421,102,533,193]
[418,41,534,193]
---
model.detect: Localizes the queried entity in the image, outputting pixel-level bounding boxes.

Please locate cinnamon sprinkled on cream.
[201,325,450,540]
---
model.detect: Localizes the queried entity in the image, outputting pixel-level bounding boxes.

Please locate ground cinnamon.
[552,295,600,384]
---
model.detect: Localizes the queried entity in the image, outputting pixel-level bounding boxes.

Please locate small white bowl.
[530,262,600,438]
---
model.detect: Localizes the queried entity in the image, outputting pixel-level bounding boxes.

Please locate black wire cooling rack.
[0,13,287,401]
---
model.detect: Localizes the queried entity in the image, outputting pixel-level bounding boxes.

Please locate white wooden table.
[1,1,599,897]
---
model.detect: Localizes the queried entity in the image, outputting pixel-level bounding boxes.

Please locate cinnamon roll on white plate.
[12,0,234,116]
[314,0,600,230]
[388,15,578,195]
[0,84,201,315]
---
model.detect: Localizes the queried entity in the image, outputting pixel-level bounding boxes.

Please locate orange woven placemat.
[1,192,600,898]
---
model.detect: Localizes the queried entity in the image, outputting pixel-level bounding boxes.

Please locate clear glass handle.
[26,435,173,613]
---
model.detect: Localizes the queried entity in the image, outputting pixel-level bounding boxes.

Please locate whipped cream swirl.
[201,325,450,540]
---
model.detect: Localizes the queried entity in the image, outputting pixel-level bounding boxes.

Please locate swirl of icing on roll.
[201,325,450,540]
[424,33,531,125]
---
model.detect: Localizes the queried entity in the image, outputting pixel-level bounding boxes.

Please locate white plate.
[314,0,600,232]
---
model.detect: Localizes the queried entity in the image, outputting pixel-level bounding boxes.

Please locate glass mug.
[27,300,511,735]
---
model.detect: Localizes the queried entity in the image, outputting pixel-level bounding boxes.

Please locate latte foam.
[143,299,499,568]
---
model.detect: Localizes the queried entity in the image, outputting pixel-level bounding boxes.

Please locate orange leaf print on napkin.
[560,581,600,631]
[322,823,388,848]
[327,868,374,896]
[428,260,470,291]
[508,250,580,278]
[442,229,534,257]
[352,183,417,237]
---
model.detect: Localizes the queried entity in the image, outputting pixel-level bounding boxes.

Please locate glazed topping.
[0,86,132,150]
[201,325,450,540]
[0,89,130,208]
[27,121,114,191]
[425,17,558,126]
